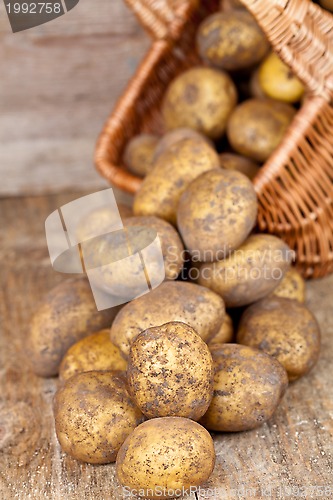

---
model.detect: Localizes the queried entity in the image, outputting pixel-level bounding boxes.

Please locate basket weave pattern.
[95,0,333,278]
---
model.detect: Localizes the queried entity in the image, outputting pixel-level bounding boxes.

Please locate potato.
[197,11,269,71]
[54,371,144,464]
[153,128,212,161]
[208,314,234,346]
[162,67,237,139]
[249,68,267,99]
[177,169,257,261]
[219,153,260,180]
[27,277,120,377]
[237,297,321,380]
[82,215,185,298]
[116,417,215,499]
[197,234,293,307]
[271,267,305,302]
[76,203,133,243]
[110,281,225,358]
[116,203,133,220]
[227,98,296,162]
[258,52,304,103]
[125,216,184,280]
[133,137,220,224]
[124,134,159,177]
[127,322,214,420]
[200,344,288,431]
[221,0,245,9]
[59,329,127,382]
[319,0,333,11]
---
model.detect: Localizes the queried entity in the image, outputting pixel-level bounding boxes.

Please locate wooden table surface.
[0,191,332,500]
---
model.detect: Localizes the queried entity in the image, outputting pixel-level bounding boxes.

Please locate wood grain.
[0,192,332,499]
[0,0,149,196]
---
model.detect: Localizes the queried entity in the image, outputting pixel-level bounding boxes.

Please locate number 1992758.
[6,3,62,14]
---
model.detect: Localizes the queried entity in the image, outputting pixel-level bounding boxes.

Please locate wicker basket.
[95,0,333,279]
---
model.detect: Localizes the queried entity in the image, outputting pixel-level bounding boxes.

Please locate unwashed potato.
[124,134,159,177]
[110,281,225,358]
[227,98,296,162]
[259,52,304,103]
[177,169,258,261]
[127,322,214,420]
[200,344,288,431]
[133,137,220,224]
[82,215,185,298]
[271,267,306,302]
[219,153,260,180]
[208,314,234,345]
[249,68,267,99]
[319,0,333,11]
[76,203,133,243]
[153,128,212,161]
[116,417,215,499]
[124,215,185,280]
[197,234,293,307]
[162,67,237,139]
[197,11,269,71]
[54,371,144,464]
[59,329,127,382]
[237,297,321,381]
[27,277,120,377]
[221,0,245,9]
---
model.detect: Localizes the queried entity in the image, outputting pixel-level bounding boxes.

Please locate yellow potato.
[110,281,225,358]
[249,68,267,99]
[27,277,120,377]
[272,267,306,302]
[259,52,304,103]
[54,371,144,464]
[200,344,288,431]
[197,234,293,307]
[319,0,333,11]
[162,67,237,139]
[208,314,234,345]
[82,215,185,298]
[219,153,260,180]
[59,329,127,382]
[197,11,269,71]
[125,215,184,280]
[227,98,296,162]
[127,322,214,420]
[116,417,215,499]
[237,296,321,381]
[177,169,258,261]
[133,137,220,224]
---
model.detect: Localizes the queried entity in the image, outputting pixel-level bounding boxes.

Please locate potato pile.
[320,0,333,11]
[28,3,322,498]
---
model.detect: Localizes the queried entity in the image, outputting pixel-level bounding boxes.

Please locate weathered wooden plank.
[0,1,150,196]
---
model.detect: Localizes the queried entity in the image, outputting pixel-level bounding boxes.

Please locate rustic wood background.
[0,0,149,196]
